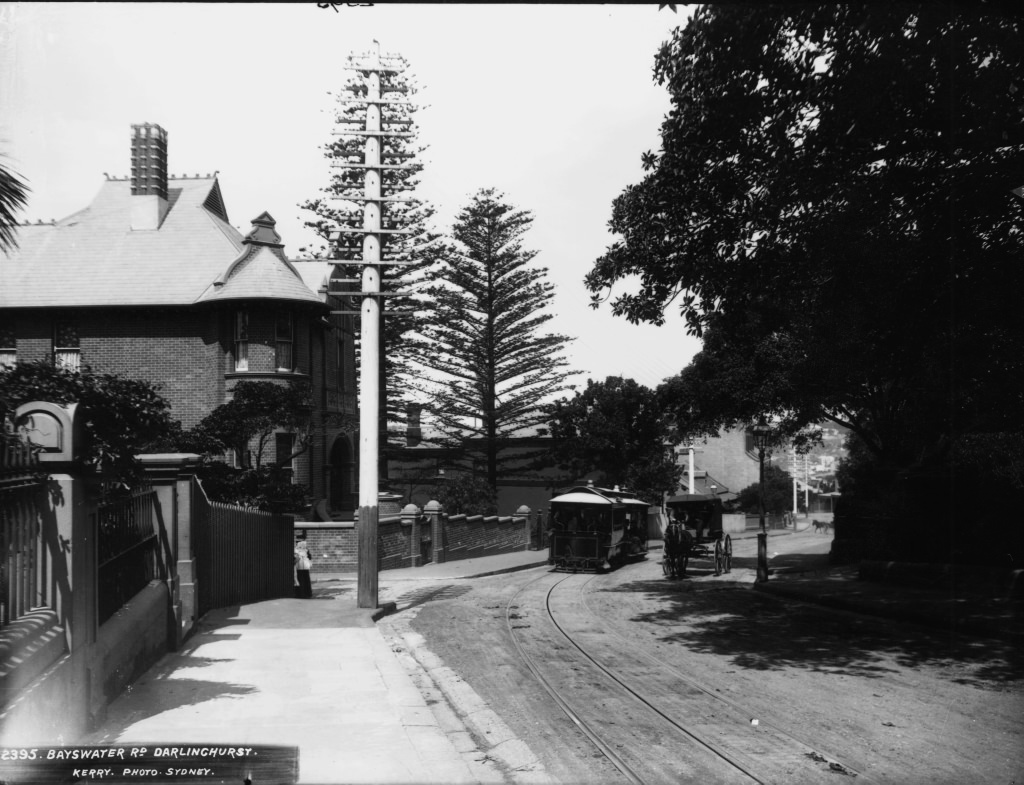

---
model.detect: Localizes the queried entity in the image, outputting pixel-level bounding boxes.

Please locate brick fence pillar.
[516,505,531,550]
[138,453,201,648]
[425,499,445,565]
[402,503,421,567]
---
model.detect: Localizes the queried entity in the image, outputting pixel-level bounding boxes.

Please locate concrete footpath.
[76,551,552,785]
[75,538,1023,784]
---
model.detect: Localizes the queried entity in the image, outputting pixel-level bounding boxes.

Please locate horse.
[663,521,693,578]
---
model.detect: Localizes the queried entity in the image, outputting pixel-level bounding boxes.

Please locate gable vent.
[202,182,229,223]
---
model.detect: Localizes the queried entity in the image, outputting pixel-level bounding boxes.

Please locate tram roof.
[665,494,721,505]
[550,485,650,507]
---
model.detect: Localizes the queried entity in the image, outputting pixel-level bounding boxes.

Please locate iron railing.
[97,489,159,626]
[0,436,44,629]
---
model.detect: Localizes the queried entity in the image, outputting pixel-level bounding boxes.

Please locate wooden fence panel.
[195,489,294,615]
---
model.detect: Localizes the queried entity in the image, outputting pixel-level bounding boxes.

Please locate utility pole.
[328,43,417,609]
[804,453,810,511]
[792,447,798,514]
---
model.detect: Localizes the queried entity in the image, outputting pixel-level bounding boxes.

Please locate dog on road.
[812,519,833,534]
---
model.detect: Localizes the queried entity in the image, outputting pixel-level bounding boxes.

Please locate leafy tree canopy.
[546,376,682,505]
[589,5,1024,481]
[433,473,498,517]
[1,154,29,253]
[152,380,326,512]
[734,463,794,515]
[190,380,314,471]
[0,360,173,489]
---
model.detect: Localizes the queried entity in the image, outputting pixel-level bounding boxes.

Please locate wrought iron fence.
[1,435,44,629]
[96,489,159,626]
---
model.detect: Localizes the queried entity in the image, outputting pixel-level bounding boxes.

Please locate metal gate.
[1,437,45,629]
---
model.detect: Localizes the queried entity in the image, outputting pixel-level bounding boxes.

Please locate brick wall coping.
[291,515,407,531]
[292,520,356,530]
[447,513,527,525]
[137,453,202,466]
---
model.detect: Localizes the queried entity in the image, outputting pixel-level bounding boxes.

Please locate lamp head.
[751,418,772,450]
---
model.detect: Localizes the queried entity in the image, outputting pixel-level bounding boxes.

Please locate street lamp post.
[751,418,772,583]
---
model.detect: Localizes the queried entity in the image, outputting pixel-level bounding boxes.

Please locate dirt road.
[378,531,1023,784]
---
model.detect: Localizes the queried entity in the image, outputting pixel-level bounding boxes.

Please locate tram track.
[506,569,879,785]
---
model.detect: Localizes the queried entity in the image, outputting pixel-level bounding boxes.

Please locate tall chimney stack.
[130,123,169,230]
[406,404,422,448]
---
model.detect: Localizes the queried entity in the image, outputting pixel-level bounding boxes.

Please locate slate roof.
[0,178,323,309]
[291,261,333,299]
[197,212,323,306]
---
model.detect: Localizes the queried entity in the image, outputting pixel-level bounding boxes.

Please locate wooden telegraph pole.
[329,43,417,609]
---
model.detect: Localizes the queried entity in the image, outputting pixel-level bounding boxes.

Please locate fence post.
[402,503,421,567]
[139,453,201,648]
[14,401,95,733]
[425,500,445,565]
[516,505,531,551]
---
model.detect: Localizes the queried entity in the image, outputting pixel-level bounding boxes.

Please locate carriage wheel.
[724,535,733,574]
[714,539,724,576]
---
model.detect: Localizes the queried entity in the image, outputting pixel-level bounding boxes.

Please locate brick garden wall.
[297,509,530,573]
[299,522,358,573]
[437,513,529,563]
[297,516,427,574]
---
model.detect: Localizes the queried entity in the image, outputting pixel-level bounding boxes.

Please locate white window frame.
[275,432,297,482]
[275,311,294,372]
[0,325,15,369]
[54,322,80,371]
[234,310,249,371]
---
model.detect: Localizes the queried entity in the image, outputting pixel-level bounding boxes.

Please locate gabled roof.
[0,179,322,309]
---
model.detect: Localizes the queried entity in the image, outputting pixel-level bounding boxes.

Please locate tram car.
[547,483,651,571]
[662,494,732,577]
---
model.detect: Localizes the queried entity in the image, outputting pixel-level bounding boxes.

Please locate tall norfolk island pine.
[416,189,576,489]
[300,51,438,453]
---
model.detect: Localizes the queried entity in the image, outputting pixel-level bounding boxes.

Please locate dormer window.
[275,312,294,372]
[54,322,80,371]
[234,310,249,371]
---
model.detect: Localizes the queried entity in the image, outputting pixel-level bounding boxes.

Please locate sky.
[1,2,702,391]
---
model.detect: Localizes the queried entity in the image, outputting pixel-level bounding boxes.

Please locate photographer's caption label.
[0,745,298,783]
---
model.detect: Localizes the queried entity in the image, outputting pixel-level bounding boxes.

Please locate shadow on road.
[596,562,1024,688]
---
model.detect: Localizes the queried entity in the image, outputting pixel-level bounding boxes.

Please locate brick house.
[0,123,359,516]
[675,429,762,502]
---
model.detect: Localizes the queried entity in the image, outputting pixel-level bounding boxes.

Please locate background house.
[387,406,573,515]
[675,426,848,513]
[0,123,360,516]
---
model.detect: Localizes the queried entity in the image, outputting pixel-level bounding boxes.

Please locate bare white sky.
[1,2,701,390]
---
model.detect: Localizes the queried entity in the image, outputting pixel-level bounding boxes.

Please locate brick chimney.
[130,123,169,230]
[406,404,422,448]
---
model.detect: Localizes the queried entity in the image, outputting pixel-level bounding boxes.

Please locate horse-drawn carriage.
[662,494,732,578]
[547,484,651,572]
